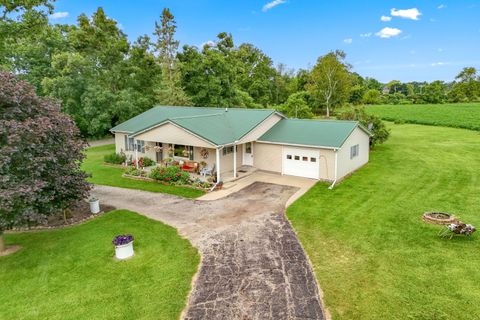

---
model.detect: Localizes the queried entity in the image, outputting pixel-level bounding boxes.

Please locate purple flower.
[112,234,134,246]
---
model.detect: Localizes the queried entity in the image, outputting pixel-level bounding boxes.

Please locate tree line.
[1,1,479,138]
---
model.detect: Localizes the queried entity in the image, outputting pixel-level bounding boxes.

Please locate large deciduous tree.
[0,72,90,251]
[307,50,352,117]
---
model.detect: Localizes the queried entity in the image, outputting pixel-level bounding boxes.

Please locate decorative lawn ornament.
[200,148,209,159]
[439,222,476,239]
[89,197,100,214]
[113,234,134,259]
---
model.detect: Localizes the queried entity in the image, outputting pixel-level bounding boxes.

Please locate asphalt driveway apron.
[94,182,324,320]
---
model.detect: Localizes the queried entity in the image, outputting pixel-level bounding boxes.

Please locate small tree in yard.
[337,107,390,147]
[0,73,90,252]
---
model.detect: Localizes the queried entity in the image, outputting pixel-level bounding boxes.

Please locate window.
[302,156,308,161]
[310,157,317,162]
[350,144,359,159]
[174,144,193,160]
[136,140,145,153]
[286,154,292,160]
[126,137,134,151]
[222,145,238,156]
[294,155,300,160]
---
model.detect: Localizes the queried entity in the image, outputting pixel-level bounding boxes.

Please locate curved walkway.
[94,182,325,319]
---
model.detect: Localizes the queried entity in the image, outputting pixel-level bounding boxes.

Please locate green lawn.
[366,103,480,131]
[82,144,204,198]
[0,210,199,320]
[288,124,480,319]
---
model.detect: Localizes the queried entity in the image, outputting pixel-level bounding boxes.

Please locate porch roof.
[111,106,279,146]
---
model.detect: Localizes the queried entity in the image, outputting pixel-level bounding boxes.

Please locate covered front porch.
[126,138,256,184]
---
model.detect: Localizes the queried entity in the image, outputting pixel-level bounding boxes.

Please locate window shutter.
[124,135,128,151]
[189,146,194,160]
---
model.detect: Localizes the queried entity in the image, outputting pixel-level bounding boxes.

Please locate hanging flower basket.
[153,146,162,152]
[112,234,134,259]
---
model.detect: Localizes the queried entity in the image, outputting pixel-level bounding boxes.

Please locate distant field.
[366,103,480,131]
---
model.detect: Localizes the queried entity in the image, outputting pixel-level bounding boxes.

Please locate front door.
[155,142,163,163]
[243,142,253,166]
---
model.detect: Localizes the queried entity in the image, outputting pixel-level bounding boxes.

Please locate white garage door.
[282,147,320,179]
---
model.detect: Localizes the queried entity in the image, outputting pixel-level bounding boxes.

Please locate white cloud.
[390,8,422,20]
[430,62,447,66]
[437,4,446,9]
[262,0,286,12]
[380,15,392,22]
[376,27,402,38]
[360,32,372,38]
[49,11,69,19]
[200,40,216,48]
[343,38,353,44]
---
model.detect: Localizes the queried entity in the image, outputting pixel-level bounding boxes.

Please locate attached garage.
[258,119,372,182]
[282,147,320,179]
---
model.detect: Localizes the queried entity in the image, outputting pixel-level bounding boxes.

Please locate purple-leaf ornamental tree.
[0,72,91,252]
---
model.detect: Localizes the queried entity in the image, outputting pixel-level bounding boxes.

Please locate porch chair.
[200,163,215,176]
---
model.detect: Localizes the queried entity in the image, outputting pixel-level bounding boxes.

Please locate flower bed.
[122,166,213,191]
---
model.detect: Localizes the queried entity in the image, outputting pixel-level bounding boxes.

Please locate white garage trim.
[282,146,320,179]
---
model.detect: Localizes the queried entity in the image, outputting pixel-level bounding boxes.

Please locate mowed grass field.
[0,210,199,320]
[288,124,480,319]
[82,144,205,198]
[366,103,480,131]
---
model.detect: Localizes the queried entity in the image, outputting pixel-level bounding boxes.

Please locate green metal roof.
[259,119,365,149]
[110,106,278,146]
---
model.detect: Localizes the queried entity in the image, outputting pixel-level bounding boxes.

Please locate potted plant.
[89,197,100,214]
[112,234,134,259]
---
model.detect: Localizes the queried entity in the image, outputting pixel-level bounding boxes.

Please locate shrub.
[149,166,190,184]
[104,152,126,165]
[125,166,147,177]
[338,107,390,147]
[142,157,156,167]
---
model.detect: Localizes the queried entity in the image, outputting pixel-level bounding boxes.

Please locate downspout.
[328,149,338,189]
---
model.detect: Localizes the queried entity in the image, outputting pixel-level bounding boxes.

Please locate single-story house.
[110,106,371,184]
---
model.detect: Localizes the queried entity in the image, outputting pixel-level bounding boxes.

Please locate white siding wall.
[253,142,283,173]
[336,127,370,179]
[134,122,215,148]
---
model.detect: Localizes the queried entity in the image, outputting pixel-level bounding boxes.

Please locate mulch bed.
[7,201,116,232]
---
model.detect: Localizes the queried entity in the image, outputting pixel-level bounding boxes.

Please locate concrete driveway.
[94,181,324,319]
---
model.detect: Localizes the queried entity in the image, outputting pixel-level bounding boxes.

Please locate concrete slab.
[198,171,317,207]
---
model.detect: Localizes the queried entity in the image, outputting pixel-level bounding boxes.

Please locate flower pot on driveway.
[89,198,100,214]
[112,235,134,260]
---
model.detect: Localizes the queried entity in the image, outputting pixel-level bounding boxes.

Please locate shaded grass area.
[0,210,199,320]
[82,144,204,198]
[366,103,480,131]
[288,124,480,319]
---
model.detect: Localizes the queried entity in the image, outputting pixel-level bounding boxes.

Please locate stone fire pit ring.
[422,212,457,225]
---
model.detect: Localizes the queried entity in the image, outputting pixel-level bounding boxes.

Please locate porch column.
[134,139,138,169]
[216,147,221,183]
[233,144,237,178]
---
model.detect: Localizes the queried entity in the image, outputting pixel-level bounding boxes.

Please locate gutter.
[328,149,338,190]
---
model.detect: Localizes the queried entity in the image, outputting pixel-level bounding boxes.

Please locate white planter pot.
[115,241,134,260]
[89,199,100,214]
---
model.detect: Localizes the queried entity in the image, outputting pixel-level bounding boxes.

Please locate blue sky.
[50,0,480,82]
